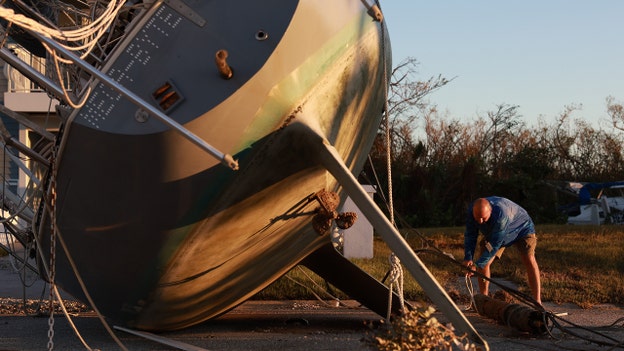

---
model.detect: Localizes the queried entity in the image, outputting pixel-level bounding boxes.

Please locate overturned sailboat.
[0,0,487,347]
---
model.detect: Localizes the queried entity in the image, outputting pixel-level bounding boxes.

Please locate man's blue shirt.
[464,196,535,268]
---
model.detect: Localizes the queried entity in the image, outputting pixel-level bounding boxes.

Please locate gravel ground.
[1,299,623,351]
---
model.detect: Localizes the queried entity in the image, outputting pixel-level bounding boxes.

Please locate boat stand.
[299,122,489,350]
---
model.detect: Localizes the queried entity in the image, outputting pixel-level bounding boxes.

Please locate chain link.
[47,151,57,351]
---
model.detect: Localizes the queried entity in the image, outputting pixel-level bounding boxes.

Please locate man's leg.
[476,257,495,296]
[516,234,542,305]
[475,239,502,296]
[477,238,505,296]
[520,252,542,305]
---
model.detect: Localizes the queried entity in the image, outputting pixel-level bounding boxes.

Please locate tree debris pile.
[366,306,483,351]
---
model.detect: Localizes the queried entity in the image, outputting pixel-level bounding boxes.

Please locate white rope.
[376,0,405,320]
[386,253,404,320]
[465,273,477,311]
[0,1,127,59]
[43,41,92,108]
[0,2,124,108]
[52,217,130,351]
[52,285,95,351]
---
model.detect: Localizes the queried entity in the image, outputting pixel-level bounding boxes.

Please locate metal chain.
[47,151,58,351]
[47,230,56,350]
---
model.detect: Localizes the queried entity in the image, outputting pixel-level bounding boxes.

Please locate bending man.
[463,196,542,305]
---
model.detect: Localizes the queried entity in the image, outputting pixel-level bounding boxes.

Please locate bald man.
[463,196,542,305]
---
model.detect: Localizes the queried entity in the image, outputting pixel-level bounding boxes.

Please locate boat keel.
[301,243,407,317]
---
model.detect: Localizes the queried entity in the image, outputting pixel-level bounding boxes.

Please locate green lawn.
[256,225,624,307]
[3,225,620,307]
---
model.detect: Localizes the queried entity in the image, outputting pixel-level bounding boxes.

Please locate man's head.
[472,198,492,224]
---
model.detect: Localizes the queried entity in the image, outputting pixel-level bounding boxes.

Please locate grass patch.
[537,225,624,307]
[256,225,624,307]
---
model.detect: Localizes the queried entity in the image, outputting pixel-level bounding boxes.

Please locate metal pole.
[114,326,209,351]
[305,125,488,349]
[0,104,55,141]
[27,31,239,171]
[0,47,65,101]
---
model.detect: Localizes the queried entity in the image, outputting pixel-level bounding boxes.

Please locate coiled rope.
[374,0,405,321]
[464,273,477,311]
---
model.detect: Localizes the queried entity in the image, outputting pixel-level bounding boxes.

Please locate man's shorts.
[479,234,537,259]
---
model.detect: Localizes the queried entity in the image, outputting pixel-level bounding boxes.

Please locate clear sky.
[380,1,624,129]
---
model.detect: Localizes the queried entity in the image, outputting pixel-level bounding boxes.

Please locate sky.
[380,1,624,129]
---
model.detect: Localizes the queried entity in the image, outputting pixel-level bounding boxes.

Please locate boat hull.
[40,0,390,330]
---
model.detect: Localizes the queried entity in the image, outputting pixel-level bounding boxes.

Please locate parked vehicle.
[565,182,624,225]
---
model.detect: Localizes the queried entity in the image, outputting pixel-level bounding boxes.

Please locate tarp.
[578,181,624,204]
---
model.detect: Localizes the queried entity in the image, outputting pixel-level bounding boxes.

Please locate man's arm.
[464,211,478,262]
[474,214,509,268]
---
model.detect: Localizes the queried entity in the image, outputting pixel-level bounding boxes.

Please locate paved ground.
[1,251,623,350]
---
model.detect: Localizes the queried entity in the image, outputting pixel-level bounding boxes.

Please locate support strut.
[293,122,489,350]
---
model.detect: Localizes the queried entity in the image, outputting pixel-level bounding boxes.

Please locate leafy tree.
[607,96,624,131]
[366,61,624,227]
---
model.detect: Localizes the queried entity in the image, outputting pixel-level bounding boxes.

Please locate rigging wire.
[35,147,129,351]
[284,267,348,308]
[0,1,132,108]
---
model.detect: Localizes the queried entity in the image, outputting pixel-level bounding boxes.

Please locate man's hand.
[463,260,476,276]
